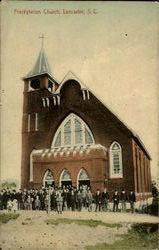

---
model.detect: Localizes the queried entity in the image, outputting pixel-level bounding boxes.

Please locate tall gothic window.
[52,113,94,147]
[109,141,123,178]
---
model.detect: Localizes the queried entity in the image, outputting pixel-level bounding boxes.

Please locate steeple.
[25,35,53,79]
[23,35,58,92]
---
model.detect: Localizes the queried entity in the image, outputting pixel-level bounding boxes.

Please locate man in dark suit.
[95,189,102,212]
[112,191,120,212]
[120,189,127,212]
[128,191,136,213]
[102,188,109,211]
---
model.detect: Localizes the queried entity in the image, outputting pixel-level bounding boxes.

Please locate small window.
[30,79,40,89]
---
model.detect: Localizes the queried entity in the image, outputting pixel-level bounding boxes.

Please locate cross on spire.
[39,34,45,48]
[25,34,53,79]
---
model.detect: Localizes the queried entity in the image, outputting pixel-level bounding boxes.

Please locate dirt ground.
[1,210,159,250]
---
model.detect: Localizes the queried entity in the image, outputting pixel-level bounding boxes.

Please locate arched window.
[61,170,71,181]
[77,168,90,189]
[43,169,54,187]
[109,142,123,178]
[60,169,72,187]
[79,169,89,180]
[52,113,94,147]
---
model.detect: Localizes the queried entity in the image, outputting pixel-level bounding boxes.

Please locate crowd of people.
[0,185,136,214]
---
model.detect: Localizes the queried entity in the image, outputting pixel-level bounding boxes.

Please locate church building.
[21,42,152,201]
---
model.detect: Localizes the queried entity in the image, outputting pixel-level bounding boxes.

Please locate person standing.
[128,191,136,213]
[7,199,12,212]
[70,190,76,211]
[66,189,71,210]
[77,190,82,211]
[81,186,87,209]
[12,199,18,213]
[86,189,93,212]
[95,189,102,212]
[3,189,9,210]
[56,190,63,214]
[26,195,33,210]
[120,190,127,212]
[16,189,23,210]
[73,188,78,210]
[112,191,120,212]
[0,190,4,210]
[44,194,49,213]
[62,188,67,211]
[51,189,57,211]
[102,188,109,212]
[34,196,41,210]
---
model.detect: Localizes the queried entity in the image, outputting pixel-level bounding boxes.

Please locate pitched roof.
[25,47,53,79]
[55,71,89,94]
[55,71,151,160]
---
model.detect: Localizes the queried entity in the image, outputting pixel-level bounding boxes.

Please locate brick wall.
[21,78,151,200]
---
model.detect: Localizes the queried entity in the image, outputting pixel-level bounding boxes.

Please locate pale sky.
[1,1,159,185]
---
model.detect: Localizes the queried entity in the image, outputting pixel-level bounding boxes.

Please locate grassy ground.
[45,218,122,229]
[0,213,20,224]
[85,223,159,249]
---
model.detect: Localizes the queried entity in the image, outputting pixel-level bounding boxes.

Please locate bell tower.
[23,34,58,93]
[21,36,59,188]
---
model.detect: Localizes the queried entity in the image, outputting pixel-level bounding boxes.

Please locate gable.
[52,71,151,159]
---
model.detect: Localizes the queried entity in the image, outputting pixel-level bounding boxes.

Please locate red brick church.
[21,43,152,201]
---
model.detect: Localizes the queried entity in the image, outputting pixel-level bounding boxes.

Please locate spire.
[25,35,53,79]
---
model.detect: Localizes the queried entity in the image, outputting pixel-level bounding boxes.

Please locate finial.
[39,34,45,49]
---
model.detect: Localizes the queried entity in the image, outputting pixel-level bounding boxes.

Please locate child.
[7,199,13,212]
[35,196,41,210]
[12,199,18,213]
[90,199,96,212]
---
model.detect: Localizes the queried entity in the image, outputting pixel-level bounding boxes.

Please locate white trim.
[29,150,36,181]
[28,80,34,91]
[42,98,46,107]
[82,90,86,100]
[57,95,60,105]
[35,113,38,131]
[52,84,55,93]
[27,114,31,132]
[55,71,88,95]
[53,96,57,106]
[33,149,43,154]
[86,90,90,100]
[109,141,123,178]
[46,98,50,107]
[52,113,95,148]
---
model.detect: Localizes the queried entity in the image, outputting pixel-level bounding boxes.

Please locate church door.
[43,170,54,187]
[77,169,90,189]
[60,170,72,188]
